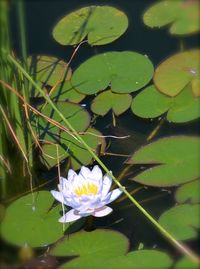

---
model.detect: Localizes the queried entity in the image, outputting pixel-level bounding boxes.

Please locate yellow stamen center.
[74,182,98,196]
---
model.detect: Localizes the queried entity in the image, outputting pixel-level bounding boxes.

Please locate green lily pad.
[40,143,68,168]
[71,51,154,94]
[0,191,67,247]
[40,128,105,169]
[51,229,129,258]
[36,102,90,139]
[128,136,200,187]
[174,256,200,269]
[131,85,171,118]
[159,204,200,241]
[49,81,85,103]
[154,49,200,97]
[166,85,200,123]
[60,128,106,170]
[175,179,200,204]
[103,250,172,269]
[143,0,200,35]
[52,6,128,46]
[131,84,200,123]
[28,55,72,87]
[91,90,132,116]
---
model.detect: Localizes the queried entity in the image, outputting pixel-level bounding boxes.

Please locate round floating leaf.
[1,191,67,247]
[175,179,200,204]
[91,90,132,116]
[166,84,200,123]
[71,51,154,94]
[154,49,200,96]
[143,0,200,35]
[57,248,172,269]
[49,81,85,103]
[159,204,200,241]
[52,6,128,46]
[60,128,106,170]
[131,84,200,123]
[41,143,68,168]
[37,102,90,138]
[131,85,171,118]
[174,256,200,269]
[104,250,172,269]
[28,55,72,87]
[128,136,200,187]
[51,229,129,257]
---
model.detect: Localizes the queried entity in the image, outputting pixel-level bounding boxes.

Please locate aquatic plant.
[0,0,199,268]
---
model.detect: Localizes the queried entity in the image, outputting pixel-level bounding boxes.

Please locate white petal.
[79,166,91,178]
[58,177,69,192]
[51,190,65,204]
[59,209,81,223]
[101,175,112,197]
[92,206,113,217]
[104,188,123,205]
[91,165,103,182]
[67,169,77,182]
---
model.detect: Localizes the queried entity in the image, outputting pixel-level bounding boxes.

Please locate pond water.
[1,0,199,268]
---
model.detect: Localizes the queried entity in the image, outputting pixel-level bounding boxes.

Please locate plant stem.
[8,55,200,264]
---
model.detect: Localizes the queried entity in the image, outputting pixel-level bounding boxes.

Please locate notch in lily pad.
[128,136,200,187]
[131,84,200,123]
[52,6,128,46]
[91,89,132,116]
[71,51,154,94]
[143,0,200,35]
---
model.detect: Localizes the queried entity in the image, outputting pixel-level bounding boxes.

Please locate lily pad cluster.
[143,0,200,35]
[50,229,173,269]
[131,49,200,123]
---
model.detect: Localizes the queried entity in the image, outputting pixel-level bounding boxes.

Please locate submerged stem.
[8,55,200,264]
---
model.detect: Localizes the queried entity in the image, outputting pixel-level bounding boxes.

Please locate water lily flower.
[51,165,123,223]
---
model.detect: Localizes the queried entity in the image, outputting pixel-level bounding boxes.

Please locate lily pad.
[52,6,128,46]
[131,85,171,118]
[71,51,154,94]
[174,256,200,269]
[131,84,200,123]
[154,49,200,96]
[128,136,200,187]
[158,204,200,241]
[50,229,172,269]
[40,143,68,168]
[50,229,129,258]
[91,90,132,116]
[143,0,200,35]
[0,191,67,247]
[28,55,72,87]
[60,128,106,170]
[102,250,172,269]
[36,102,90,139]
[175,179,200,204]
[49,81,85,103]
